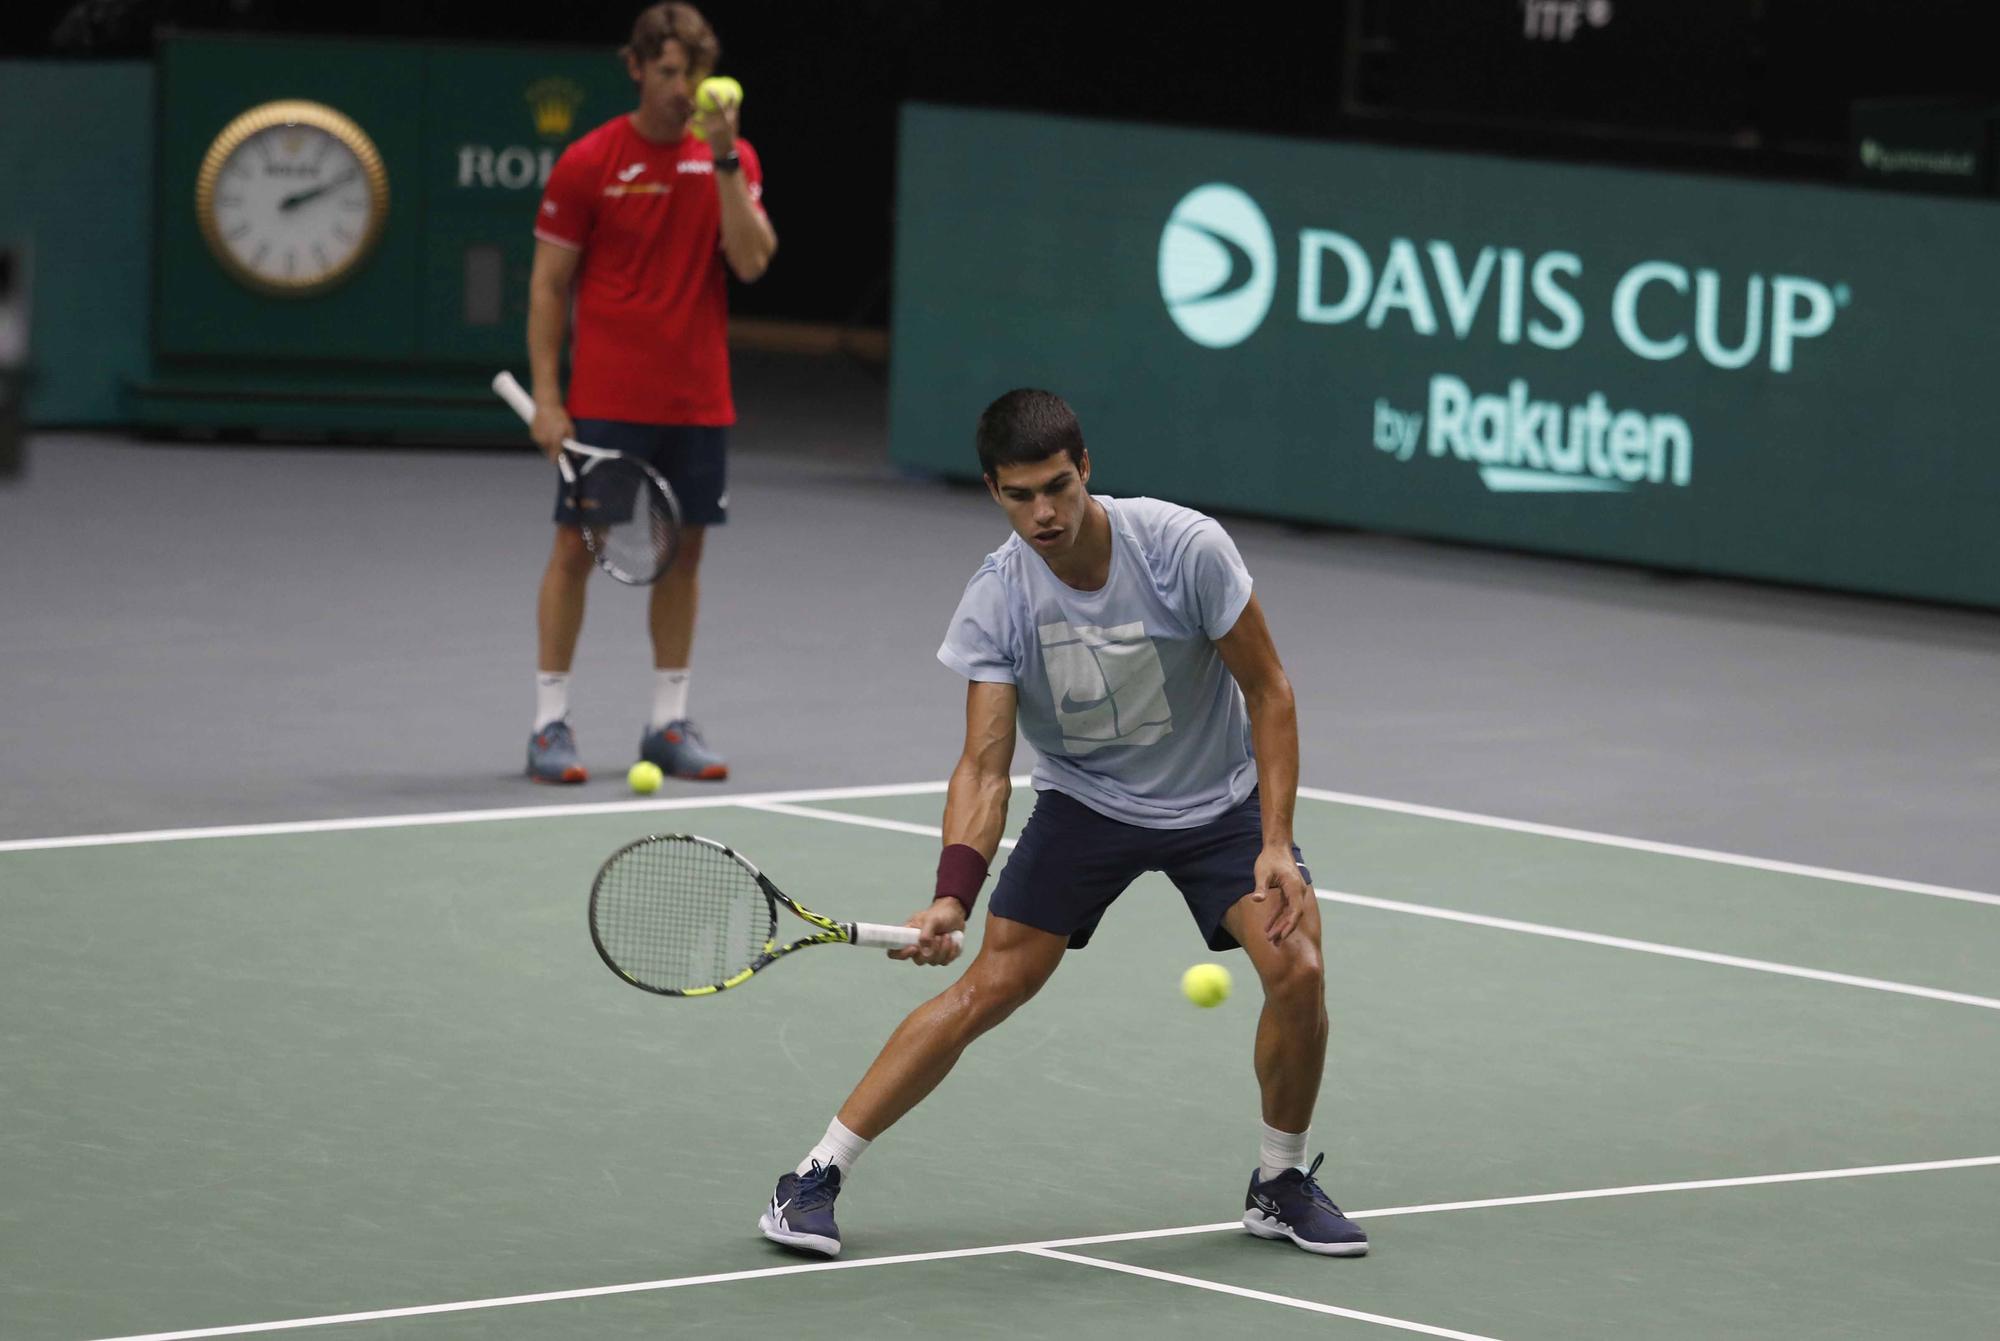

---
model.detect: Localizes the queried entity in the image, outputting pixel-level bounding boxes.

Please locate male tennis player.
[523,2,775,785]
[758,389,1366,1259]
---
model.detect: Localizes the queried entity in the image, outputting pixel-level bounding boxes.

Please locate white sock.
[534,671,571,731]
[797,1117,870,1178]
[1259,1121,1308,1182]
[651,668,691,729]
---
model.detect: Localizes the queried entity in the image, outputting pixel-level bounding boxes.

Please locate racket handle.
[495,370,590,482]
[492,370,537,421]
[851,922,966,952]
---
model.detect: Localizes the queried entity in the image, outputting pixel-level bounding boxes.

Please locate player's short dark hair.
[622,2,720,78]
[975,389,1086,479]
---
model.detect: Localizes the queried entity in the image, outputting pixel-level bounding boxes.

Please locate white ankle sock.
[651,669,691,729]
[534,671,571,731]
[797,1117,870,1178]
[1259,1121,1308,1182]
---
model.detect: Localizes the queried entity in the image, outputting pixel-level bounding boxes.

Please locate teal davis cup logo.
[1158,184,1277,349]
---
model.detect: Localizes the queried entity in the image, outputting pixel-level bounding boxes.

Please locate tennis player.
[523,2,775,785]
[759,389,1366,1259]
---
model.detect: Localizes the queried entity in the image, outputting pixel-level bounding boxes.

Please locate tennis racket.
[588,833,965,997]
[492,370,681,586]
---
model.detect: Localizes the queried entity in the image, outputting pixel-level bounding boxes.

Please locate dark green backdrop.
[889,105,2000,609]
[140,34,633,433]
[0,60,152,426]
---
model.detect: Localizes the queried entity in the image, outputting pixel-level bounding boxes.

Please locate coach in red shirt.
[523,1,775,785]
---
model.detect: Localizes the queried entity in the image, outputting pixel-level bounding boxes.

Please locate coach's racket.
[588,833,965,997]
[492,370,681,586]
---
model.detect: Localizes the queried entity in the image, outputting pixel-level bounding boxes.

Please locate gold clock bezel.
[195,99,391,298]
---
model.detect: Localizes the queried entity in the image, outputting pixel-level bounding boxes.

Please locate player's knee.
[956,955,1051,1029]
[670,527,707,574]
[551,527,593,576]
[1263,939,1325,1016]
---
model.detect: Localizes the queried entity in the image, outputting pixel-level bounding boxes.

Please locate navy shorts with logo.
[989,786,1311,952]
[554,420,729,528]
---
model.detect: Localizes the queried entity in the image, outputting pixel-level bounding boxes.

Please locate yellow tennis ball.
[697,75,742,111]
[691,76,741,141]
[1181,962,1231,1008]
[627,761,664,795]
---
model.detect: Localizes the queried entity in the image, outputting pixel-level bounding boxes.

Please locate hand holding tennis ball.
[1181,962,1232,1008]
[691,76,741,142]
[628,761,664,795]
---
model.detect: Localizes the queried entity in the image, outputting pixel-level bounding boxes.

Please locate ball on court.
[627,761,664,795]
[1181,962,1231,1008]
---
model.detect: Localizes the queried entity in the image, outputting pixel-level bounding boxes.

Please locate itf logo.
[1158,184,1276,349]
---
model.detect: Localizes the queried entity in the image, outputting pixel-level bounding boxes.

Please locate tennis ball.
[1181,962,1231,1008]
[691,76,741,141]
[696,75,742,112]
[627,761,664,795]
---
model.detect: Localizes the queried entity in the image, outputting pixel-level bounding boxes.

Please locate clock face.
[197,101,390,296]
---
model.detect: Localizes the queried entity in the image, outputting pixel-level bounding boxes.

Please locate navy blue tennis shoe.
[1243,1153,1369,1256]
[759,1160,843,1257]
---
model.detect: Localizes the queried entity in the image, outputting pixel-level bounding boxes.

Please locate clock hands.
[278,167,361,212]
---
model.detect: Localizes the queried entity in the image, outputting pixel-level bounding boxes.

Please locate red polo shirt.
[534,114,766,426]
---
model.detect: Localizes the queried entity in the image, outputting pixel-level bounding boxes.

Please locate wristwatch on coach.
[713,150,741,173]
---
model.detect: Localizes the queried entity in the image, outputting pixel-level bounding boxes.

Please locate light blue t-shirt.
[936,495,1257,828]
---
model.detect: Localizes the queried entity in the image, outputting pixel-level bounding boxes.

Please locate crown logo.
[526,78,586,140]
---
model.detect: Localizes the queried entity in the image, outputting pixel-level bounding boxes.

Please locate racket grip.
[492,370,536,421]
[852,922,966,952]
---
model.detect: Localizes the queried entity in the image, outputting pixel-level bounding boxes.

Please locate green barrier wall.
[0,61,152,426]
[139,34,633,435]
[889,105,2000,609]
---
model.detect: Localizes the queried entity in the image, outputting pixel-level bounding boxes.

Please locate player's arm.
[1214,594,1309,945]
[891,679,1016,965]
[716,168,777,282]
[697,97,777,282]
[525,239,581,459]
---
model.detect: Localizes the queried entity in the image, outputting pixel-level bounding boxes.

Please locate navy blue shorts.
[989,787,1311,952]
[554,420,729,528]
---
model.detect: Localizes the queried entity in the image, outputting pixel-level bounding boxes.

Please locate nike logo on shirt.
[1059,689,1110,714]
[616,162,646,182]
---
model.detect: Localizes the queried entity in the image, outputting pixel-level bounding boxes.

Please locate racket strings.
[580,458,677,583]
[591,838,774,991]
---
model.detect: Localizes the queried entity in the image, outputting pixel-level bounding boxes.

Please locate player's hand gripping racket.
[492,370,681,586]
[588,834,965,997]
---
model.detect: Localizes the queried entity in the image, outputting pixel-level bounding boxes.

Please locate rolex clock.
[194,100,390,297]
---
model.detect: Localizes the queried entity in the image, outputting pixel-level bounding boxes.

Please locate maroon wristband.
[935,843,989,915]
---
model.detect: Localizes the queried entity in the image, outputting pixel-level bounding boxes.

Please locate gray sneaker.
[527,719,588,784]
[638,719,728,781]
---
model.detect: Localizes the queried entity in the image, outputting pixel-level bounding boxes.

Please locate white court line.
[1025,1248,1501,1340]
[1350,1154,2000,1220]
[1324,891,2000,1011]
[86,1155,2000,1341]
[741,799,957,842]
[11,784,1984,920]
[1297,786,2000,908]
[0,779,998,855]
[741,799,1023,850]
[750,803,2000,1013]
[8,778,1991,912]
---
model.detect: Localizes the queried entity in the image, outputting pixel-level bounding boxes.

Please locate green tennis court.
[6,782,1996,1340]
